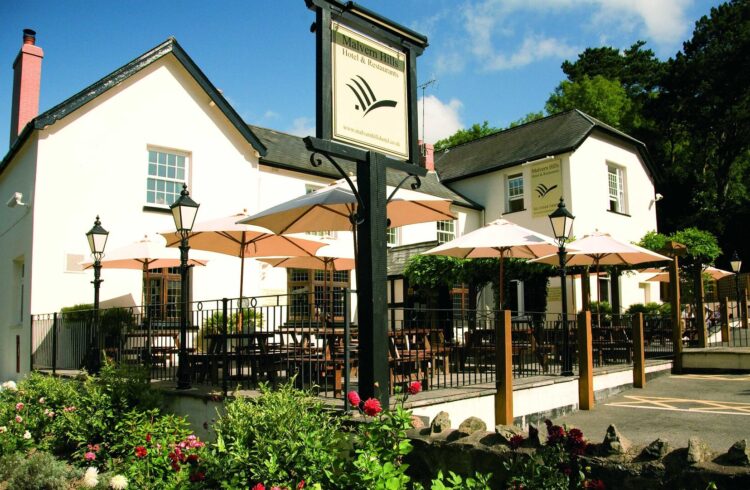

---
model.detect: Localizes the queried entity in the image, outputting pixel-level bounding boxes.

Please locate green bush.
[197,308,263,352]
[206,381,345,489]
[625,302,670,316]
[0,451,78,490]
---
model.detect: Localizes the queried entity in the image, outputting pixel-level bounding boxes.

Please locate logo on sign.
[535,183,558,198]
[346,75,397,116]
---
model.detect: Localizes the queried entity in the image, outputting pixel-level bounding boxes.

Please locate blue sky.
[0,0,723,148]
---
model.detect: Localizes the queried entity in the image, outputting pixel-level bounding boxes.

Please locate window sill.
[503,209,526,215]
[606,209,631,217]
[143,205,172,215]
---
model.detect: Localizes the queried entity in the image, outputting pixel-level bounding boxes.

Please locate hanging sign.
[331,21,409,160]
[531,159,563,217]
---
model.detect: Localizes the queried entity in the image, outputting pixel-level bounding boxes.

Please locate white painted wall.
[0,135,38,380]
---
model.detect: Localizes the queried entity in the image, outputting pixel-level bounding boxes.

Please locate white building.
[0,31,661,381]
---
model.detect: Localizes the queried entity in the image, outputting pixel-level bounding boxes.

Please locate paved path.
[555,373,750,452]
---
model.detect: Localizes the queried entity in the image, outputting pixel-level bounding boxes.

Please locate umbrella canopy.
[646,266,734,282]
[258,238,356,271]
[161,212,326,300]
[532,231,671,314]
[424,218,561,309]
[239,178,456,234]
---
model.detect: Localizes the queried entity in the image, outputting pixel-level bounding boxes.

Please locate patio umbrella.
[532,231,671,317]
[81,234,209,312]
[258,238,356,325]
[238,177,456,234]
[645,266,734,282]
[423,218,561,310]
[161,211,327,302]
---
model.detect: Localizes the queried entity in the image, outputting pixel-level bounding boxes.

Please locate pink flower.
[84,452,96,461]
[15,402,24,411]
[63,406,76,413]
[407,381,422,395]
[271,487,282,490]
[47,410,55,418]
[347,391,361,407]
[15,415,22,423]
[363,398,382,416]
[252,484,265,490]
[297,480,305,489]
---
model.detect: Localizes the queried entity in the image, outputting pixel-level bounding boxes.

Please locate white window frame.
[607,164,626,213]
[146,148,190,208]
[386,226,400,247]
[505,172,524,213]
[436,219,456,244]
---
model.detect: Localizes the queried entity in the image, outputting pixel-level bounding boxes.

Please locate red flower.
[347,391,361,406]
[567,428,584,442]
[547,425,565,445]
[297,480,305,489]
[251,484,265,490]
[585,479,606,490]
[146,433,152,443]
[171,461,181,472]
[363,398,382,416]
[407,381,422,395]
[189,471,206,482]
[135,445,148,458]
[187,454,199,465]
[509,434,525,450]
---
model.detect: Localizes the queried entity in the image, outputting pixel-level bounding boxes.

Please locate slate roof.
[434,109,657,183]
[1,38,267,174]
[386,240,439,276]
[249,125,481,209]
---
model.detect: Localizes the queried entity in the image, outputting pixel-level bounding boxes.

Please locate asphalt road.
[555,373,750,452]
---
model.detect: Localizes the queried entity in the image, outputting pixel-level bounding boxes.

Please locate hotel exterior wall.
[0,135,38,380]
[27,55,262,316]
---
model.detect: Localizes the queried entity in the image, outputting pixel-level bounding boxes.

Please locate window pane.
[176,168,184,180]
[148,163,157,176]
[158,164,166,177]
[157,180,165,191]
[158,152,166,164]
[146,191,155,203]
[167,153,176,165]
[177,155,185,167]
[167,166,175,178]
[149,151,157,163]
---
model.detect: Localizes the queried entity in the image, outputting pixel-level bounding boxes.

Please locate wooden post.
[695,267,707,348]
[668,253,683,373]
[581,267,591,312]
[495,309,513,425]
[633,313,646,388]
[577,311,593,410]
[720,297,730,344]
[741,292,748,329]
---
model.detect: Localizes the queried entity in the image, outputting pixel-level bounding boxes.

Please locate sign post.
[305,0,428,406]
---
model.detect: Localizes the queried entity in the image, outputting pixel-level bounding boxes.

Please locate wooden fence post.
[578,311,593,410]
[721,297,730,344]
[495,309,513,425]
[741,292,748,329]
[669,254,683,373]
[633,313,645,388]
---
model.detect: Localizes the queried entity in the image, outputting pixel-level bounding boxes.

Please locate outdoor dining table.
[194,331,278,384]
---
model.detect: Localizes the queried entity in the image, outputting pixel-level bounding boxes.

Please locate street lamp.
[86,215,109,373]
[548,197,575,376]
[170,184,199,389]
[731,251,742,325]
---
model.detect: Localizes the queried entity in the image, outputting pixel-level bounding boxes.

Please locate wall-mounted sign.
[331,21,409,160]
[531,159,563,217]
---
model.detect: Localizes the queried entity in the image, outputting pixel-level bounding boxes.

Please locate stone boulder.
[640,439,670,460]
[430,411,451,435]
[495,424,524,444]
[601,424,631,455]
[686,436,712,465]
[727,440,750,466]
[458,416,487,435]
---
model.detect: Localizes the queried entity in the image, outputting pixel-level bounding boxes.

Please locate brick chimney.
[9,29,44,146]
[418,140,435,171]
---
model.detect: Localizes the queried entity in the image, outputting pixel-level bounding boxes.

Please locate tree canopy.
[433,121,498,151]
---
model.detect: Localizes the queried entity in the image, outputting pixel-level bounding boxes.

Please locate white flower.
[23,430,31,440]
[83,467,99,488]
[0,426,7,433]
[110,474,128,489]
[38,397,45,404]
[1,381,17,391]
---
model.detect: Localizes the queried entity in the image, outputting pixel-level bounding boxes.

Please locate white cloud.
[417,95,463,144]
[263,110,279,120]
[590,0,691,48]
[484,34,579,70]
[287,117,315,137]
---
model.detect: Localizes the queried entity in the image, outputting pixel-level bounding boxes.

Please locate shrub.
[0,451,79,490]
[197,309,263,352]
[625,302,669,316]
[206,381,344,489]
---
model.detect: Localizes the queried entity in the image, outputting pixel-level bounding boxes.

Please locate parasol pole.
[238,231,246,333]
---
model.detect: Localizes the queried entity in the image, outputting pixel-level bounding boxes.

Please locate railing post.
[633,313,645,388]
[494,309,513,425]
[577,311,593,410]
[52,313,58,376]
[721,297,730,344]
[222,298,229,396]
[695,266,707,348]
[344,288,351,411]
[669,254,683,373]
[741,292,748,330]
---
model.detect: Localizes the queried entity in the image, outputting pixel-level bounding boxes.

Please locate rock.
[727,440,750,466]
[495,424,524,443]
[640,438,670,460]
[458,416,487,435]
[410,415,426,429]
[686,436,712,464]
[430,411,451,435]
[601,424,631,455]
[527,422,542,447]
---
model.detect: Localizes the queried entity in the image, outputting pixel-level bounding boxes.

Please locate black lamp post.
[548,197,575,376]
[731,251,742,324]
[86,216,108,373]
[170,184,199,389]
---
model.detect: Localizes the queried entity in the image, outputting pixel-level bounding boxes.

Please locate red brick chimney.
[419,140,435,171]
[9,29,44,146]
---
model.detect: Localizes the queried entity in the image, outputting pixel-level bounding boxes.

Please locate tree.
[545,75,633,129]
[434,121,498,151]
[508,111,545,128]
